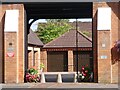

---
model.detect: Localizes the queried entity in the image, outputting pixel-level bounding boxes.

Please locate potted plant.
[25,68,40,83]
[78,65,93,82]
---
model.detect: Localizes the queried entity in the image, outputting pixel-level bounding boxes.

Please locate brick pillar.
[119,2,120,85]
[0,5,4,83]
[4,32,18,83]
[28,50,32,69]
[119,2,120,40]
[109,2,119,84]
[93,2,119,83]
[40,50,47,72]
[34,48,40,70]
[93,2,111,83]
[68,50,73,72]
[93,3,98,83]
[17,4,25,83]
[35,51,38,69]
[1,4,25,83]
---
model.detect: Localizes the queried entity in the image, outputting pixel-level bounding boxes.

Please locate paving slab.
[1,83,118,89]
[31,83,118,88]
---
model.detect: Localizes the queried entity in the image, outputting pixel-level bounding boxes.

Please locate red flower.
[82,67,85,70]
[86,64,88,67]
[82,71,84,74]
[83,73,86,76]
[85,70,88,73]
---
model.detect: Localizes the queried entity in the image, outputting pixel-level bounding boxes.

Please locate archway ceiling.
[24,2,92,19]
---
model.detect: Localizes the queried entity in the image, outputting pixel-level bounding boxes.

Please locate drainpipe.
[76,18,79,82]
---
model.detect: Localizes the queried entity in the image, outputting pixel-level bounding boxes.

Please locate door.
[47,51,68,72]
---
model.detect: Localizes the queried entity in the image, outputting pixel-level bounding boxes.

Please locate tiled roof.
[28,30,44,46]
[71,22,92,31]
[44,30,92,48]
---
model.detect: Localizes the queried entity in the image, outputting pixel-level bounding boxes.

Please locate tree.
[36,19,71,44]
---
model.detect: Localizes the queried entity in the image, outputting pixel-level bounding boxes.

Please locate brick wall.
[0,5,4,83]
[28,46,40,70]
[1,4,25,83]
[28,50,33,69]
[68,50,73,72]
[4,32,17,83]
[40,50,47,72]
[97,31,111,83]
[92,3,98,82]
[93,2,119,83]
[34,48,40,70]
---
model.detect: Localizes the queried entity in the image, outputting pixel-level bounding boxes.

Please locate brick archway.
[0,1,119,83]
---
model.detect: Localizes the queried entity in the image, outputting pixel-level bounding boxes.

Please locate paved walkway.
[31,83,118,88]
[1,83,118,89]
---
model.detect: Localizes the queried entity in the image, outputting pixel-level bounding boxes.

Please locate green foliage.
[82,31,92,38]
[40,63,45,70]
[27,68,38,75]
[36,19,71,44]
[26,68,40,83]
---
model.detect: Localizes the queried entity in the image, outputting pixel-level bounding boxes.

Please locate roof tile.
[28,30,44,46]
[44,30,92,48]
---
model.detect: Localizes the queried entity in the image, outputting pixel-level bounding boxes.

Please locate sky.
[29,18,92,31]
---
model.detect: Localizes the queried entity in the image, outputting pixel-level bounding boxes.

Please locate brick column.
[109,2,119,84]
[118,2,120,85]
[68,50,73,72]
[93,2,119,83]
[34,48,40,70]
[1,4,25,83]
[17,4,25,83]
[118,4,120,85]
[40,50,47,72]
[0,5,4,83]
[93,2,111,83]
[28,47,33,68]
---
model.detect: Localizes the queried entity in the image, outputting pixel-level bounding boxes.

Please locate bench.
[40,72,77,83]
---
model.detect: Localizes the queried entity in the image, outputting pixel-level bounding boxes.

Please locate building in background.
[4,30,44,83]
[28,29,44,70]
[41,30,92,72]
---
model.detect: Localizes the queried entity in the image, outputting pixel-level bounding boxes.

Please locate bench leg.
[74,73,77,83]
[57,73,62,83]
[41,73,45,83]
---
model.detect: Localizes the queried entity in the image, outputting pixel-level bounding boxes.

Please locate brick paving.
[1,83,118,89]
[31,83,118,88]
